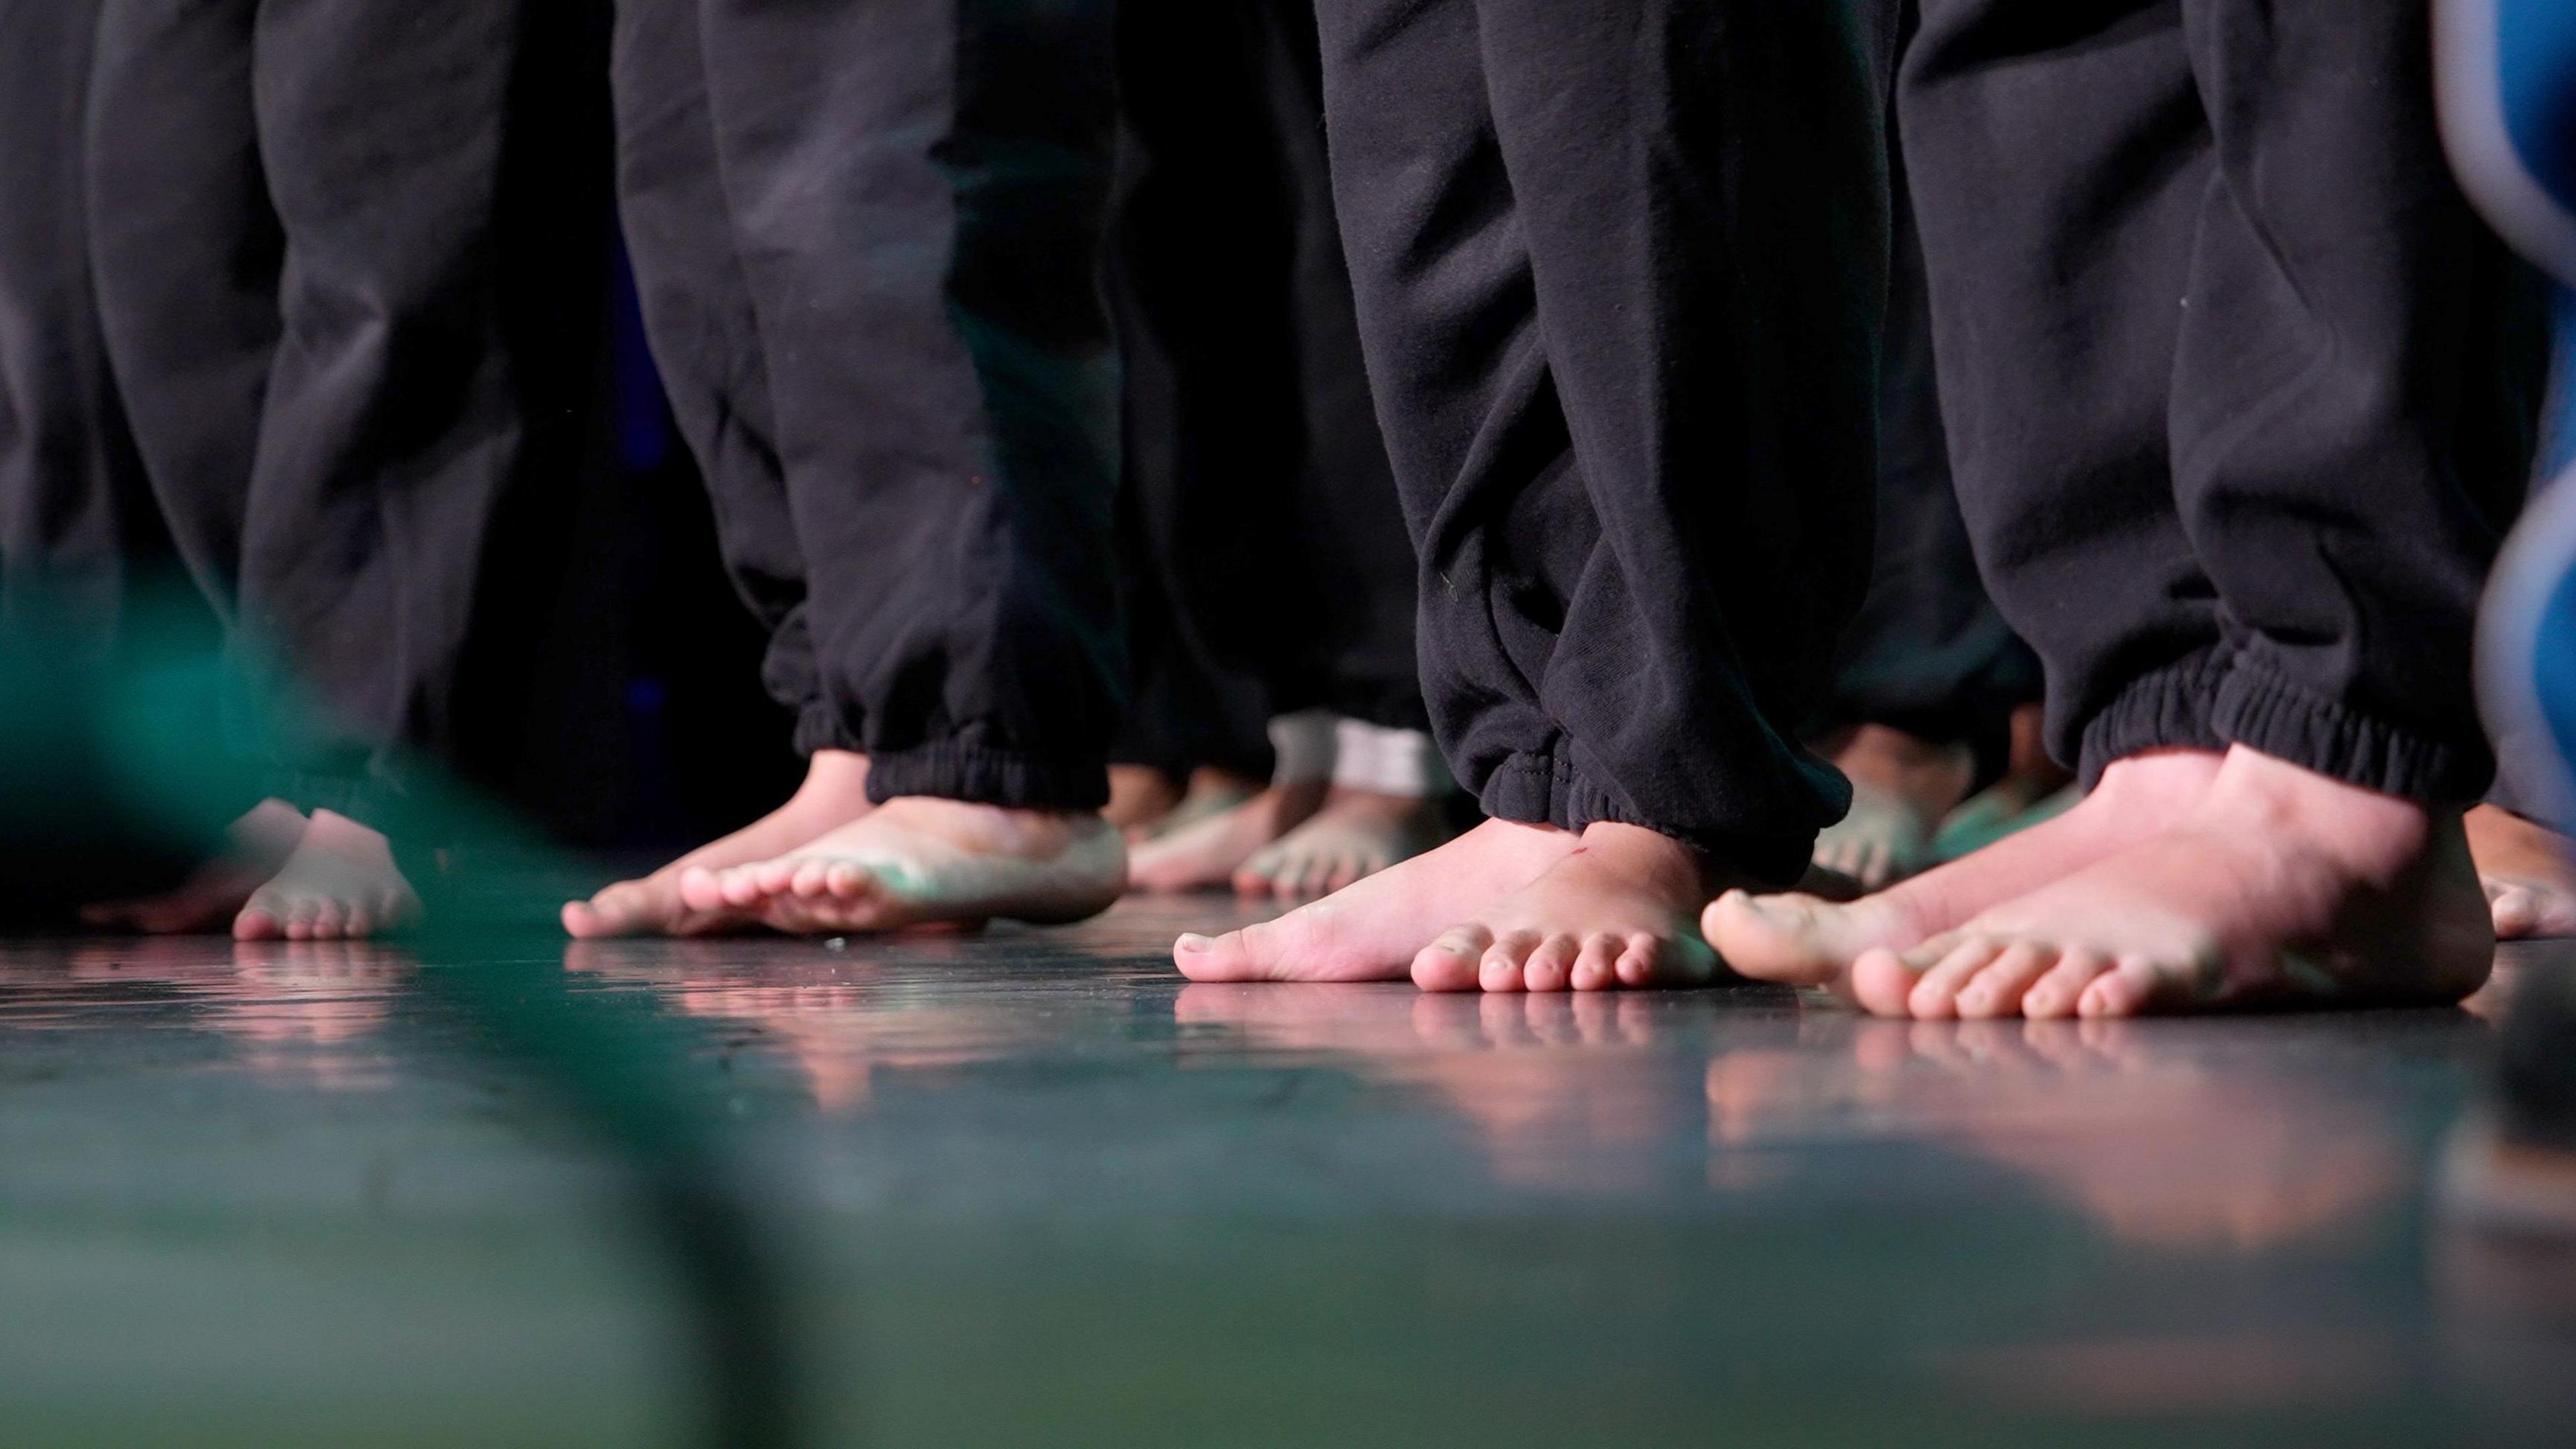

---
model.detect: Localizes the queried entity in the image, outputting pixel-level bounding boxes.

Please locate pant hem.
[866,741,1110,810]
[794,703,857,758]
[2212,656,2491,806]
[2076,648,2232,788]
[1475,751,1817,886]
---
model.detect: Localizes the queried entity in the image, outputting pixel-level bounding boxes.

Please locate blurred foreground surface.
[3,896,2573,1448]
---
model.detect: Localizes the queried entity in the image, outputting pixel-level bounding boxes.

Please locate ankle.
[2199,749,2438,860]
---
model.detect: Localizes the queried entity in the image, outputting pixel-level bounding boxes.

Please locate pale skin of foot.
[1232,787,1455,900]
[2465,802,2576,941]
[562,749,875,938]
[1126,778,1329,892]
[234,809,421,942]
[80,798,309,934]
[1811,724,1976,891]
[1174,817,1581,983]
[1133,766,1264,845]
[1813,747,2494,1020]
[1705,748,2227,987]
[1412,822,1737,994]
[1106,763,1184,838]
[681,795,1127,934]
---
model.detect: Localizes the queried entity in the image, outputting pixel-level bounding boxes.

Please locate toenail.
[1176,934,1213,952]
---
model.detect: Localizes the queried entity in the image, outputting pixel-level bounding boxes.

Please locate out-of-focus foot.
[2467,803,2576,941]
[81,799,309,934]
[1705,749,2222,987]
[1232,788,1454,900]
[684,796,1126,934]
[1811,725,1975,890]
[564,750,876,938]
[235,810,421,942]
[1128,780,1329,892]
[1838,747,2494,1020]
[1173,818,1578,983]
[1413,823,1729,994]
[1106,764,1185,839]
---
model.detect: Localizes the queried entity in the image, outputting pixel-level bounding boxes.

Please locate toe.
[1849,940,1941,1017]
[1954,942,2055,1019]
[1902,936,2000,1019]
[1413,924,1495,993]
[1479,930,1543,994]
[676,867,729,913]
[233,902,284,942]
[1702,892,1854,983]
[788,860,833,898]
[2491,885,2539,941]
[718,865,773,908]
[2021,949,2113,1019]
[1521,934,1578,994]
[2080,955,2169,1018]
[1611,933,1663,989]
[1571,933,1621,991]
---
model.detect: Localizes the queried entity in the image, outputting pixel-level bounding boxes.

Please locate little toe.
[1413,924,1495,994]
[2021,950,2113,1019]
[1521,934,1579,994]
[1571,933,1622,991]
[1611,933,1664,989]
[2491,885,2540,940]
[1953,943,2055,1019]
[2079,956,2169,1019]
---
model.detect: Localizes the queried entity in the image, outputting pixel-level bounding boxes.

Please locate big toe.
[1174,926,1281,982]
[1703,891,1853,981]
[1412,924,1493,994]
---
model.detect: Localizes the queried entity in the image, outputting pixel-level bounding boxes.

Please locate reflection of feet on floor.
[2467,803,2576,941]
[1106,763,1185,838]
[1823,748,2494,1019]
[234,810,421,942]
[1415,823,1733,994]
[1811,725,1975,890]
[1707,749,2224,989]
[79,798,309,934]
[1232,788,1454,900]
[684,796,1127,934]
[563,749,875,938]
[1127,779,1329,892]
[1174,817,1580,983]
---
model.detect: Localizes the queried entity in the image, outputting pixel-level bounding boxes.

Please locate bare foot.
[1413,822,1733,994]
[1106,764,1185,837]
[563,750,876,938]
[1811,725,1976,890]
[1705,749,2224,987]
[1838,747,2494,1019]
[2467,803,2576,941]
[1173,818,1580,982]
[1132,766,1263,844]
[234,810,421,942]
[80,798,309,934]
[1127,780,1330,892]
[682,796,1126,933]
[1232,788,1454,900]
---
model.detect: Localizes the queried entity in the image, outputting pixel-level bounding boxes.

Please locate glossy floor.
[3,898,2573,1448]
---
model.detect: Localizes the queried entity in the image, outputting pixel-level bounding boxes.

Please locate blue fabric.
[2500,0,2576,217]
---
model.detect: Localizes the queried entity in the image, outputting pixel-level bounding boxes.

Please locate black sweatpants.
[0,0,152,627]
[83,0,530,784]
[1311,0,1888,877]
[611,0,1124,811]
[1110,0,1425,781]
[1901,0,2546,804]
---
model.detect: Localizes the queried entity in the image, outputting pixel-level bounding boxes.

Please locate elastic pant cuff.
[1476,751,1815,885]
[2076,648,2232,788]
[1333,720,1454,798]
[2212,657,2492,806]
[794,702,859,758]
[866,741,1110,811]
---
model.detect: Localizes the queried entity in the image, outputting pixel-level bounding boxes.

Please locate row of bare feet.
[1117,765,1454,900]
[1176,747,2514,1018]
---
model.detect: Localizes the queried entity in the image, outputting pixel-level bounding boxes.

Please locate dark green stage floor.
[3,898,2572,1448]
